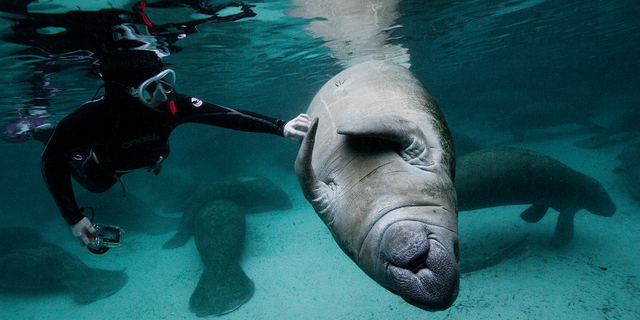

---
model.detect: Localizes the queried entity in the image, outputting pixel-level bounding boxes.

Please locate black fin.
[520,203,549,223]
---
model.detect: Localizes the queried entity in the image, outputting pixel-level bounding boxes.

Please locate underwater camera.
[87,223,124,254]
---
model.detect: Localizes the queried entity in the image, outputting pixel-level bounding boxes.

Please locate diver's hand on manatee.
[284,113,311,142]
[71,217,96,247]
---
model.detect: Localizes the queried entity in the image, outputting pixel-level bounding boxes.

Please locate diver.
[37,49,311,248]
[0,1,259,143]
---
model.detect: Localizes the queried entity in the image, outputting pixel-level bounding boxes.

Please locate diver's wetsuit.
[41,91,287,226]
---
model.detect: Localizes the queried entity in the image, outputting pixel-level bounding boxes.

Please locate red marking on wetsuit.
[134,2,157,35]
[170,100,177,115]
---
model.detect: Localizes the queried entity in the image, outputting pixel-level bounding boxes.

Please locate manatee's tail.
[190,199,252,317]
[65,268,128,305]
[189,264,255,317]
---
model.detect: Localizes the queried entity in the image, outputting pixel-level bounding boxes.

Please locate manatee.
[189,200,254,317]
[163,175,292,249]
[295,61,458,311]
[573,106,640,149]
[0,227,128,304]
[455,147,616,247]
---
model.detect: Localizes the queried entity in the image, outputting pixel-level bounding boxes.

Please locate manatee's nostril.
[382,222,430,268]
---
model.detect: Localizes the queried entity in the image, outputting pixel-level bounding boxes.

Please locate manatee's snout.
[381,221,459,311]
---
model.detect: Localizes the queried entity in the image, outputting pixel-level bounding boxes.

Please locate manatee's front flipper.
[338,115,434,169]
[549,210,577,247]
[519,204,550,223]
[295,118,338,223]
[66,268,129,305]
[190,200,253,317]
[163,207,196,249]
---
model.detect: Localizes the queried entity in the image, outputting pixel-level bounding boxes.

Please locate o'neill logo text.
[122,133,161,149]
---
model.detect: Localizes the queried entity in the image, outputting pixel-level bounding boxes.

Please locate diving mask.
[130,69,176,110]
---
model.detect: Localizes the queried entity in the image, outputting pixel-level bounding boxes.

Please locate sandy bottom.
[2,130,639,320]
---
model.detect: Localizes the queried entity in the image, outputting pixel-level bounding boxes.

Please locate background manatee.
[455,147,616,247]
[295,61,458,311]
[161,176,291,317]
[189,200,254,317]
[0,227,128,304]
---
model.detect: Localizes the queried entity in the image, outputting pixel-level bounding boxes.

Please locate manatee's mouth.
[381,221,459,311]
